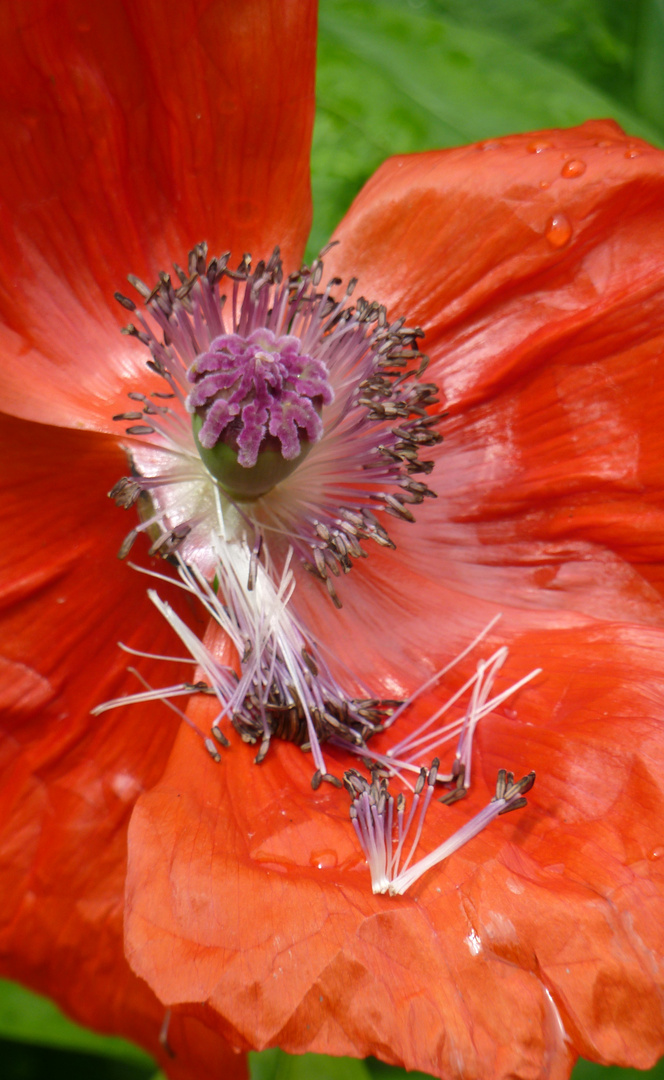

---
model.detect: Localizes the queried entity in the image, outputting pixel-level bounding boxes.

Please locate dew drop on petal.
[539,180,550,189]
[310,848,339,870]
[465,930,482,955]
[625,148,642,159]
[561,159,587,179]
[545,212,573,249]
[649,845,664,861]
[527,140,552,154]
[478,140,501,151]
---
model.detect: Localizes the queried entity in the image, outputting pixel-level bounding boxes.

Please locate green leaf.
[309,0,663,254]
[0,978,153,1067]
[406,0,641,110]
[249,1051,664,1080]
[572,1057,664,1080]
[250,1048,373,1080]
[365,1057,437,1079]
[633,0,664,129]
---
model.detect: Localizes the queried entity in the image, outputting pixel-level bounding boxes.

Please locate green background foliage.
[6,0,664,1076]
[308,0,664,255]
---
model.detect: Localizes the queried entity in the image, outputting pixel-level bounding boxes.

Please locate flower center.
[107,243,444,770]
[112,243,442,605]
[186,328,333,500]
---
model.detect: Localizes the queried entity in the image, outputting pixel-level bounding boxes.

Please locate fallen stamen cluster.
[346,765,535,895]
[94,542,400,780]
[335,626,540,794]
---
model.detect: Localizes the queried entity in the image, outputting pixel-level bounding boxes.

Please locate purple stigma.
[186,328,334,467]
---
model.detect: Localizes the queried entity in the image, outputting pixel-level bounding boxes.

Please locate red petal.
[0,0,316,428]
[125,619,664,1077]
[326,121,664,614]
[0,412,245,1077]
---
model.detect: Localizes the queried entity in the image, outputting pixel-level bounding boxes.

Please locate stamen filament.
[346,766,535,896]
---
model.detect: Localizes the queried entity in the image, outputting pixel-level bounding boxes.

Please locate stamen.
[159,1009,175,1059]
[346,766,535,896]
[104,239,541,905]
[339,630,539,798]
[95,544,400,772]
[92,666,209,744]
[111,244,443,606]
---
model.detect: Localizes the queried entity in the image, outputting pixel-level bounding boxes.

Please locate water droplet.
[539,180,550,189]
[561,160,586,179]
[545,213,573,249]
[478,140,501,151]
[527,140,552,154]
[596,140,614,148]
[625,148,642,159]
[649,846,664,861]
[310,848,338,870]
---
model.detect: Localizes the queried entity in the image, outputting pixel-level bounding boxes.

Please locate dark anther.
[108,477,142,508]
[127,274,151,299]
[504,770,536,799]
[254,737,271,764]
[148,523,191,558]
[211,724,230,748]
[439,763,467,805]
[204,738,221,763]
[125,424,155,436]
[414,767,427,796]
[117,529,138,560]
[114,291,137,311]
[495,768,507,800]
[301,648,318,677]
[438,785,467,806]
[159,1010,176,1059]
[121,324,151,346]
[498,796,528,815]
[311,770,323,791]
[495,769,536,813]
[323,773,343,789]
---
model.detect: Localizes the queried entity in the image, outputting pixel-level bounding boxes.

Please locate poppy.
[122,124,664,1079]
[1,4,664,1080]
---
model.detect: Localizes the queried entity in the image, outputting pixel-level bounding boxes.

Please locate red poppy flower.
[2,5,664,1080]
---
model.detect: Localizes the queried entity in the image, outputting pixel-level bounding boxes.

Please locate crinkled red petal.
[0,412,245,1077]
[325,120,664,611]
[125,618,664,1078]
